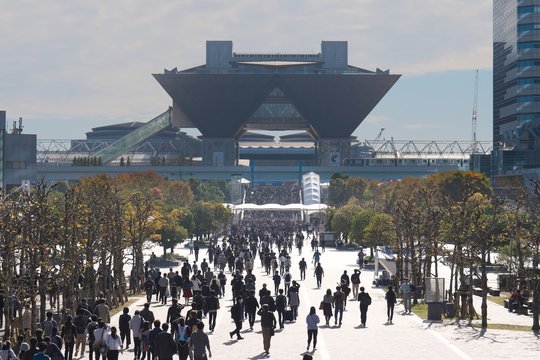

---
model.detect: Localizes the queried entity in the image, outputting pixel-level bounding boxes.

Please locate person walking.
[332,286,345,327]
[299,258,307,280]
[351,269,361,300]
[229,297,244,340]
[129,310,143,360]
[189,322,212,360]
[118,307,131,349]
[275,289,287,329]
[245,290,260,331]
[153,323,176,360]
[61,315,76,360]
[312,250,321,267]
[288,281,300,321]
[314,263,324,289]
[399,279,412,314]
[105,327,123,360]
[206,291,220,332]
[272,271,281,296]
[305,306,320,351]
[385,285,397,324]
[357,286,372,327]
[72,309,88,357]
[257,304,277,356]
[321,289,334,326]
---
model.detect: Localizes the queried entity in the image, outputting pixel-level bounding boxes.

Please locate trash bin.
[427,302,444,321]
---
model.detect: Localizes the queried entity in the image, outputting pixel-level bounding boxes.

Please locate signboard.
[330,151,340,166]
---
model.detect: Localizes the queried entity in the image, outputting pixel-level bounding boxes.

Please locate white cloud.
[0,0,492,135]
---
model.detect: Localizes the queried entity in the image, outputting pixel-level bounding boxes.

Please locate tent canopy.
[230,203,329,211]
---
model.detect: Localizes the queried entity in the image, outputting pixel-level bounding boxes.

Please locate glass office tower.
[494,0,540,174]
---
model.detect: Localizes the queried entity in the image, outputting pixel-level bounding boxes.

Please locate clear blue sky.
[0,1,493,141]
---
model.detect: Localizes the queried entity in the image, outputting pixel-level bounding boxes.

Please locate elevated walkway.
[91,108,172,164]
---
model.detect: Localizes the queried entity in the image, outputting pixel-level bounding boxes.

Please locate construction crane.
[472,69,478,143]
[375,127,385,142]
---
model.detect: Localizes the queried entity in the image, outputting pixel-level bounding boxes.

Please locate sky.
[0,0,493,142]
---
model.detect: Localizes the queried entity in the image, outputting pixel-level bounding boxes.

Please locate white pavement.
[100,241,540,360]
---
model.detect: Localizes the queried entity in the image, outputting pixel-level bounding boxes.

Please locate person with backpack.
[61,316,76,360]
[72,309,89,357]
[350,269,361,300]
[283,270,292,294]
[42,312,57,338]
[357,286,372,327]
[385,285,397,324]
[86,315,98,360]
[288,281,300,321]
[118,307,131,349]
[176,317,191,360]
[143,277,155,304]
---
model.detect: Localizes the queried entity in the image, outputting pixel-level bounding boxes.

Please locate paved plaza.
[104,242,539,360]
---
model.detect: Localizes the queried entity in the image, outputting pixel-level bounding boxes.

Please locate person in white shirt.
[93,321,109,360]
[105,327,123,360]
[129,311,143,360]
[0,340,17,360]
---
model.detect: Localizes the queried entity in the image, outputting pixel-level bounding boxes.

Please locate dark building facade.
[154,41,399,166]
[494,1,540,174]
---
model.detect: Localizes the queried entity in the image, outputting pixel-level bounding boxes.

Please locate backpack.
[284,273,291,283]
[87,322,98,342]
[63,324,73,343]
[73,316,87,334]
[366,293,372,306]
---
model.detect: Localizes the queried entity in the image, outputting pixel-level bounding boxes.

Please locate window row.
[518,6,540,15]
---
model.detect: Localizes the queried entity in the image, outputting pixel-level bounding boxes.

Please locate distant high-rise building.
[494,0,540,174]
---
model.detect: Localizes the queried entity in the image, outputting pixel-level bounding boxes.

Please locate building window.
[518,23,540,33]
[518,6,540,15]
[5,161,27,169]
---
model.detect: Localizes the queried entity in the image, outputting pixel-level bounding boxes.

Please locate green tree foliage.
[348,209,374,245]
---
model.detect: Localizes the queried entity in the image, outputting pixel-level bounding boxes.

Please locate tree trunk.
[481,252,488,329]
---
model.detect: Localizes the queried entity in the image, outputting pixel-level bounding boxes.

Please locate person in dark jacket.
[385,285,397,324]
[148,320,162,359]
[61,315,77,360]
[257,304,277,355]
[357,286,372,327]
[166,299,183,324]
[206,291,220,332]
[153,323,176,360]
[118,307,131,349]
[244,290,260,330]
[44,336,63,360]
[275,289,287,329]
[229,297,244,340]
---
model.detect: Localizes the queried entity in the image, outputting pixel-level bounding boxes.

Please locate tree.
[327,173,350,206]
[363,213,395,256]
[348,209,374,246]
[330,204,360,242]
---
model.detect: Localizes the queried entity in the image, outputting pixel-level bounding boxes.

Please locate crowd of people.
[244,184,301,205]
[1,215,420,360]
